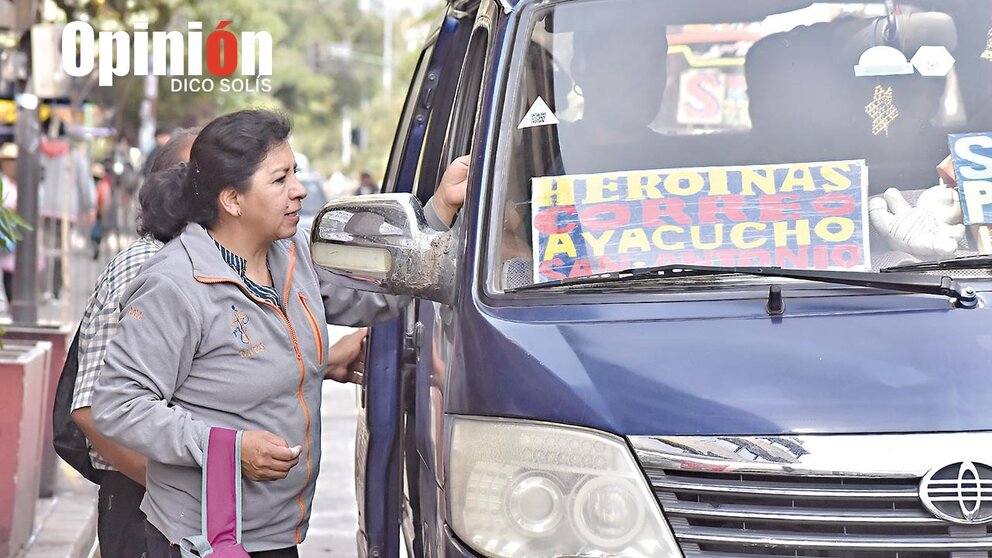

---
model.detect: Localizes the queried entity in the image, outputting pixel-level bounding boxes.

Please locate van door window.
[441,27,490,173]
[382,43,435,195]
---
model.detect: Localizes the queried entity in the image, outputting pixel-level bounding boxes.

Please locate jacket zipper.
[194,245,311,543]
[298,294,324,365]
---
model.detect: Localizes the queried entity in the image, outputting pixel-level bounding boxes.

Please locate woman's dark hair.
[136,127,198,243]
[145,109,292,238]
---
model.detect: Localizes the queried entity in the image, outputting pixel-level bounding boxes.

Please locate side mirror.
[309,193,456,305]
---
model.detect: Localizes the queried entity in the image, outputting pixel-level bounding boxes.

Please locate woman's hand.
[240,430,301,481]
[429,155,470,226]
[326,328,368,384]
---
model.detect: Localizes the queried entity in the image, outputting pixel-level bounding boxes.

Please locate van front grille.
[630,434,992,558]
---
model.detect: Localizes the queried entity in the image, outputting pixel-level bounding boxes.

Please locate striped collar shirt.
[211,238,282,309]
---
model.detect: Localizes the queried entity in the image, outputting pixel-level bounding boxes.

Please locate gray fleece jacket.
[91,223,407,551]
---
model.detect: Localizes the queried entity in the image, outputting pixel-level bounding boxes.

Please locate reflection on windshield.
[493,0,992,290]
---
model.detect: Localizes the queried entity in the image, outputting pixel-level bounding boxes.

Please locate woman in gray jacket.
[91,109,467,557]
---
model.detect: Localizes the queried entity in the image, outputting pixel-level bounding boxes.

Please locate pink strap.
[181,428,249,557]
[205,428,241,547]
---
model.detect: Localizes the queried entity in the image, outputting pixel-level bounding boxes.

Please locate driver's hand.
[430,155,470,226]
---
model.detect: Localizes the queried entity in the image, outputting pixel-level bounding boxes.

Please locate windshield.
[490,0,992,291]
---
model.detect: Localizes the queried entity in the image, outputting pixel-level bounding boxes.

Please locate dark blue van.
[312,0,992,556]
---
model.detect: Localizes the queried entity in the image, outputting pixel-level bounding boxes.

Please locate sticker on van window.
[982,28,992,62]
[911,46,955,77]
[518,97,559,129]
[949,132,992,224]
[530,160,870,284]
[865,85,899,136]
[854,46,913,77]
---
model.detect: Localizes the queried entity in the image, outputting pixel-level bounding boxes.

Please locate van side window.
[400,19,475,207]
[441,27,489,173]
[382,43,435,195]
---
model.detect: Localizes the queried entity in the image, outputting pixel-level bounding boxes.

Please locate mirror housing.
[309,194,457,306]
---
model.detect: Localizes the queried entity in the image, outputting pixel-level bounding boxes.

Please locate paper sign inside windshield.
[530,161,870,284]
[949,132,992,225]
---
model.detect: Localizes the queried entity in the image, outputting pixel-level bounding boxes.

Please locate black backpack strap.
[52,327,104,484]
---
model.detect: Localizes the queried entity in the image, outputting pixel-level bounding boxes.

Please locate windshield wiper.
[511,264,978,308]
[880,255,992,273]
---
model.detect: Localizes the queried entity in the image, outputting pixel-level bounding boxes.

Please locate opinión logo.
[61,20,273,93]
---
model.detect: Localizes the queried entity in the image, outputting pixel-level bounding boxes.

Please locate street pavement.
[299,360,362,558]
[15,232,364,558]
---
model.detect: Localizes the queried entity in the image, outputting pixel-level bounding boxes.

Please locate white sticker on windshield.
[854,46,913,77]
[982,28,992,62]
[911,46,955,77]
[518,97,560,129]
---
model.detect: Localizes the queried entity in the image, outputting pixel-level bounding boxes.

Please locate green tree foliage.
[0,178,30,252]
[169,1,445,178]
[57,0,441,178]
[338,5,445,180]
[348,46,421,179]
[51,0,183,31]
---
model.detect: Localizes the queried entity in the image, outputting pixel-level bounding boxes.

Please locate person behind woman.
[70,129,197,558]
[91,109,464,557]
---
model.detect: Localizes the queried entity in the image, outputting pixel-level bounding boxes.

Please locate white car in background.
[297,172,328,235]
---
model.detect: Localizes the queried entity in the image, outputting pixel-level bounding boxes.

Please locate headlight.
[447,416,682,558]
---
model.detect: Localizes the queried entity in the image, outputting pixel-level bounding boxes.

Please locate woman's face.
[239,141,307,242]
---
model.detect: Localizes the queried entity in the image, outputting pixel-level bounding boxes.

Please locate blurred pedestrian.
[91,163,111,260]
[141,126,173,178]
[356,170,378,195]
[37,136,94,299]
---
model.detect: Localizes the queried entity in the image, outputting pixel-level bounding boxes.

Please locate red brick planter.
[0,341,51,558]
[2,324,75,498]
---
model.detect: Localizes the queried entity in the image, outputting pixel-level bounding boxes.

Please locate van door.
[355,9,474,558]
[407,4,498,554]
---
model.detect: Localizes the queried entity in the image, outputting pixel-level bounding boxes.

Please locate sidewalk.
[7,233,121,558]
[16,464,98,558]
[298,379,361,557]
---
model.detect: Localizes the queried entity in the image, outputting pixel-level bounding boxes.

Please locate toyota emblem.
[919,461,992,524]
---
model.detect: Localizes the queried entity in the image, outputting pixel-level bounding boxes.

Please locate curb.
[16,463,98,558]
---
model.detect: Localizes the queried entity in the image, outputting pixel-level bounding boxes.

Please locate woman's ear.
[218,188,242,218]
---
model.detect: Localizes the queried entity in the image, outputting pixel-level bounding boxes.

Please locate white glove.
[915,184,962,226]
[869,187,965,256]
